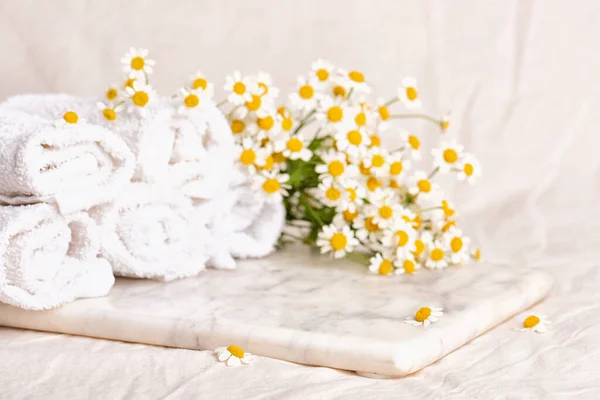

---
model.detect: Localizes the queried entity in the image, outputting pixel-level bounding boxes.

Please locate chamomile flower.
[215,345,256,367]
[400,131,422,160]
[354,215,381,243]
[254,172,290,203]
[367,192,404,227]
[361,147,389,177]
[53,110,80,127]
[330,80,350,99]
[317,179,348,208]
[472,248,482,261]
[96,101,124,122]
[457,154,482,184]
[177,87,214,115]
[311,59,334,87]
[224,71,258,105]
[290,77,319,111]
[368,253,399,276]
[277,133,312,161]
[251,110,280,140]
[424,240,449,269]
[316,223,359,259]
[315,150,357,183]
[333,207,360,226]
[236,137,266,173]
[316,96,348,132]
[104,85,120,102]
[441,113,451,132]
[408,171,440,198]
[188,71,211,91]
[369,133,382,148]
[386,151,411,181]
[352,102,373,129]
[444,227,470,264]
[277,109,296,133]
[404,307,444,328]
[398,77,421,109]
[338,69,371,94]
[340,180,366,212]
[431,139,465,173]
[230,118,248,137]
[334,126,367,157]
[412,233,431,262]
[256,71,279,99]
[395,254,421,275]
[121,47,155,80]
[124,81,156,115]
[381,219,417,256]
[516,314,551,333]
[375,98,392,131]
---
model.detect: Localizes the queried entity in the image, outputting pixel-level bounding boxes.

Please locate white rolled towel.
[89,183,210,281]
[2,94,174,183]
[0,107,134,214]
[0,204,114,310]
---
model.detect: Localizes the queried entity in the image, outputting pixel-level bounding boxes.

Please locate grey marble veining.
[0,246,553,376]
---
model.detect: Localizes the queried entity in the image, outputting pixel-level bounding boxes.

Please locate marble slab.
[0,246,552,377]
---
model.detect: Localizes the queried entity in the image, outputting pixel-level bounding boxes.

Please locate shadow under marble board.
[0,246,552,377]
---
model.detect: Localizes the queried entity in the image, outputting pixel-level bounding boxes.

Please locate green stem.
[216,99,227,107]
[299,194,325,227]
[385,97,399,107]
[346,88,354,100]
[418,206,442,213]
[389,113,441,126]
[293,109,317,135]
[282,231,305,242]
[347,252,370,266]
[428,166,440,179]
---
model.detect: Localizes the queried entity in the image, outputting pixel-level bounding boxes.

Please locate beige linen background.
[1,1,600,398]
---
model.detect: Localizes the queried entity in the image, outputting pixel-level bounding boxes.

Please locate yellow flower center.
[412,216,422,229]
[286,137,303,152]
[343,209,359,222]
[379,205,393,219]
[389,179,399,189]
[441,120,450,131]
[130,56,145,70]
[330,232,347,250]
[390,161,403,175]
[317,68,329,81]
[328,160,345,177]
[474,248,481,261]
[443,148,458,163]
[240,149,256,165]
[257,116,274,130]
[231,120,245,134]
[233,81,246,95]
[396,230,409,246]
[326,187,341,201]
[370,134,381,147]
[333,85,346,97]
[327,106,343,122]
[346,130,362,146]
[349,71,365,83]
[259,82,269,96]
[415,307,431,322]
[63,111,78,124]
[451,237,463,252]
[442,221,456,232]
[367,177,382,191]
[378,106,390,120]
[378,259,393,275]
[106,88,118,100]
[417,179,431,193]
[102,108,116,121]
[262,178,281,194]
[184,94,199,108]
[406,86,418,101]
[464,163,474,176]
[299,85,314,99]
[245,94,262,111]
[431,248,444,261]
[346,187,357,202]
[282,118,293,131]
[365,217,379,232]
[523,315,540,329]
[132,91,149,107]
[372,154,385,168]
[261,155,274,170]
[408,135,420,150]
[277,106,287,116]
[124,78,136,89]
[413,239,425,256]
[357,163,369,177]
[442,200,455,217]
[273,152,286,163]
[355,112,366,126]
[227,345,245,359]
[403,259,416,274]
[193,78,207,90]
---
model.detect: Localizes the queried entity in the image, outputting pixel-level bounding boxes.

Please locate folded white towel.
[2,94,174,183]
[0,107,134,214]
[89,183,209,281]
[0,204,114,310]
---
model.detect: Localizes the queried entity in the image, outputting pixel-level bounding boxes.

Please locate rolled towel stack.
[0,107,134,309]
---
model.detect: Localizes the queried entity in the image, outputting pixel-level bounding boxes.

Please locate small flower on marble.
[215,345,256,367]
[516,314,551,333]
[53,110,80,128]
[404,306,444,328]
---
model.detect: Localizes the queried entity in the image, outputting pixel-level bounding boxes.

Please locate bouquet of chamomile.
[216,61,482,276]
